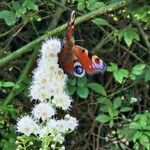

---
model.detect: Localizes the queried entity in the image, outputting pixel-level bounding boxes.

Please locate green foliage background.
[0,0,150,149]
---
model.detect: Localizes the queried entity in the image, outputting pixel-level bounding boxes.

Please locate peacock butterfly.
[59,10,106,77]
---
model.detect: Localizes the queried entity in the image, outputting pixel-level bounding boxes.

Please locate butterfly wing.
[58,11,75,75]
[73,45,106,74]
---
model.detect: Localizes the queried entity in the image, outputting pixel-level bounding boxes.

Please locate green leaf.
[22,0,38,11]
[114,29,124,41]
[96,114,111,123]
[114,70,124,83]
[140,114,147,127]
[114,68,129,83]
[77,76,87,87]
[109,120,114,128]
[144,68,150,81]
[87,83,106,96]
[77,0,86,11]
[107,62,118,72]
[131,63,146,75]
[120,107,132,112]
[67,85,76,95]
[123,27,140,47]
[119,69,129,78]
[133,131,142,142]
[77,87,89,98]
[92,18,108,26]
[140,135,149,147]
[68,78,77,86]
[12,1,27,17]
[87,0,106,11]
[97,97,113,107]
[130,122,142,130]
[1,81,15,87]
[0,10,17,26]
[113,97,122,109]
[130,74,136,80]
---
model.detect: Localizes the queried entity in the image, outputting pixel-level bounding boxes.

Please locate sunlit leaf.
[92,18,108,26]
[0,10,17,26]
[87,83,106,96]
[77,87,89,98]
[123,27,140,47]
[113,97,122,109]
[131,64,146,75]
[96,114,111,123]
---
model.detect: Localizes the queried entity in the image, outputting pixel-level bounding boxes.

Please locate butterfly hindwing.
[73,45,106,74]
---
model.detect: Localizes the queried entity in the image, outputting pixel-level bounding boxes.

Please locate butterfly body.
[59,11,106,77]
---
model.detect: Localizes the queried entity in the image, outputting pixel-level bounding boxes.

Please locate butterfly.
[59,10,106,78]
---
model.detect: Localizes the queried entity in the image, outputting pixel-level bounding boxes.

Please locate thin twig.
[48,0,66,30]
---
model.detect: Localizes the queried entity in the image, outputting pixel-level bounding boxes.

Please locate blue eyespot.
[74,65,83,75]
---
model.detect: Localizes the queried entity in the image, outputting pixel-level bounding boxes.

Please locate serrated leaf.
[77,0,85,11]
[0,10,17,26]
[107,62,118,72]
[120,107,132,112]
[87,0,105,11]
[130,122,142,130]
[77,76,87,87]
[87,83,106,96]
[68,78,77,86]
[140,135,149,146]
[97,97,113,108]
[77,87,89,98]
[119,69,129,77]
[108,108,118,118]
[114,70,124,83]
[12,1,27,17]
[2,82,15,87]
[67,85,76,95]
[140,114,147,127]
[132,63,146,75]
[133,131,142,142]
[123,27,140,47]
[113,97,122,109]
[109,120,114,128]
[130,74,136,80]
[23,0,38,11]
[92,18,108,26]
[96,114,111,123]
[114,68,129,84]
[144,68,150,81]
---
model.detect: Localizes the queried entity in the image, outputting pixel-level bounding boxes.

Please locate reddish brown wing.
[73,45,106,74]
[58,11,75,74]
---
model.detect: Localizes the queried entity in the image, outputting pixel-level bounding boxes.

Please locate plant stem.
[4,47,39,105]
[0,0,133,68]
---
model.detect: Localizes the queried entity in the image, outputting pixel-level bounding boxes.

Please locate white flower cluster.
[16,38,78,149]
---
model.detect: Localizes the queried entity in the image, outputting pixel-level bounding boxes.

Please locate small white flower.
[32,102,55,121]
[41,38,61,59]
[66,117,78,131]
[48,119,68,133]
[51,144,55,149]
[30,84,49,101]
[52,93,72,110]
[38,127,48,138]
[130,97,137,103]
[17,116,39,136]
[65,114,71,119]
[61,146,65,150]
